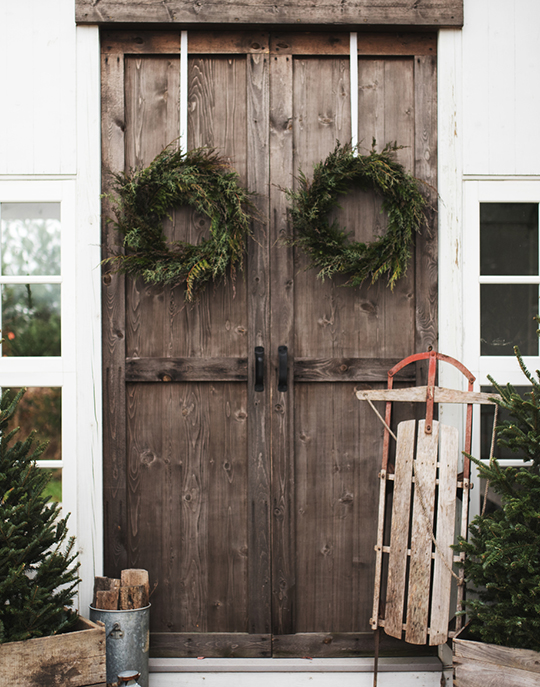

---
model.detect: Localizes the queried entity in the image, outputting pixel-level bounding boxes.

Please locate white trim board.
[150,657,443,673]
[149,667,451,687]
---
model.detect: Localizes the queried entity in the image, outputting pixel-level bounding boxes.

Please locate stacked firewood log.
[92,569,150,610]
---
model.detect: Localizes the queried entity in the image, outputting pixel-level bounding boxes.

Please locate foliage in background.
[1,209,61,357]
[104,144,254,301]
[456,348,540,651]
[0,389,78,643]
[286,141,428,289]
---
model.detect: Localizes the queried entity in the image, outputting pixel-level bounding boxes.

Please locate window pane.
[480,283,538,355]
[480,203,538,276]
[41,468,62,504]
[7,387,62,461]
[0,202,61,276]
[480,386,529,462]
[2,283,61,356]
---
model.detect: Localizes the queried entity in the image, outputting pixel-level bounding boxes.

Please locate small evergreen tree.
[456,348,540,651]
[0,389,79,643]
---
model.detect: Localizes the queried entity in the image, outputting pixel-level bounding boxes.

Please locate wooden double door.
[101,29,437,657]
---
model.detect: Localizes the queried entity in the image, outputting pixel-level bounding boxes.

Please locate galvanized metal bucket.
[89,604,150,687]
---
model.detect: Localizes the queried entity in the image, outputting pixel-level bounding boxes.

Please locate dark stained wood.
[78,0,464,27]
[414,55,438,361]
[272,632,436,658]
[271,32,436,56]
[101,47,128,577]
[269,51,295,636]
[126,357,248,382]
[102,30,439,656]
[246,50,272,635]
[102,30,436,57]
[294,357,416,382]
[151,633,271,658]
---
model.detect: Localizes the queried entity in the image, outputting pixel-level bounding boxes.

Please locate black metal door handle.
[255,346,264,392]
[278,345,288,392]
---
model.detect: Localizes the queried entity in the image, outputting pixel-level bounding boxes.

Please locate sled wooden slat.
[430,424,459,645]
[357,386,498,405]
[384,420,416,639]
[405,420,439,644]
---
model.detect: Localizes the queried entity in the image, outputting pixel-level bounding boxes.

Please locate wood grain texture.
[126,383,249,634]
[454,658,540,687]
[0,617,106,687]
[358,387,499,405]
[125,357,248,382]
[246,51,272,635]
[405,419,439,644]
[101,30,437,57]
[429,423,458,644]
[384,419,415,639]
[295,357,415,382]
[76,0,464,27]
[453,635,540,673]
[294,383,381,633]
[272,632,435,658]
[151,633,271,658]
[269,52,296,636]
[414,55,438,359]
[101,47,128,576]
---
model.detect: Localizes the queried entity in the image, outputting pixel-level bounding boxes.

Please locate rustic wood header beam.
[76,0,463,27]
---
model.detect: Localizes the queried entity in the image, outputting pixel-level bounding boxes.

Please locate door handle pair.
[254,346,288,392]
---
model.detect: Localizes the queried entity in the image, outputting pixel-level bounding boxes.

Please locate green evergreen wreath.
[105,144,254,300]
[287,142,428,288]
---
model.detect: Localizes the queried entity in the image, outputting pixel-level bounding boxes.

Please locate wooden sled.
[356,351,498,651]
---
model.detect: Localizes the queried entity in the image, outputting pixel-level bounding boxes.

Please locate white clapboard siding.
[462,0,540,175]
[0,0,76,175]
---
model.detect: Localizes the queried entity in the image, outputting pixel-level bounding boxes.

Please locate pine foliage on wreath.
[105,144,254,300]
[287,141,428,288]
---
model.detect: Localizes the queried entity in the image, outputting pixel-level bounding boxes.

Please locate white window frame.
[463,179,540,517]
[0,181,77,526]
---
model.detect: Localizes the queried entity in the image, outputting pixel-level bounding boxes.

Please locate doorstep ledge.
[149,657,442,673]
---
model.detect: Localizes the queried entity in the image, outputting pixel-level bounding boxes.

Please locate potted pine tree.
[0,389,105,686]
[453,350,540,686]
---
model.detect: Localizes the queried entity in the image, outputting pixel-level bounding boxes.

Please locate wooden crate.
[453,628,540,687]
[0,615,106,686]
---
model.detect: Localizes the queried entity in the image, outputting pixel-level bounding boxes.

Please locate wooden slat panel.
[77,0,464,27]
[125,357,248,382]
[101,48,128,576]
[429,423,458,644]
[354,57,416,360]
[101,30,436,57]
[414,55,438,358]
[271,32,436,56]
[384,419,415,639]
[151,633,271,658]
[405,419,439,644]
[127,383,249,634]
[454,658,540,687]
[269,52,295,636]
[454,636,540,673]
[295,383,379,633]
[272,632,435,658]
[102,30,270,55]
[295,357,415,382]
[246,50,272,634]
[358,387,500,405]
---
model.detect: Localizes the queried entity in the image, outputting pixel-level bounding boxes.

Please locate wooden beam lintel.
[78,0,463,27]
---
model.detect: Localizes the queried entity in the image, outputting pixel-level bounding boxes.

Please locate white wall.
[0,0,102,613]
[0,0,77,175]
[462,0,540,176]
